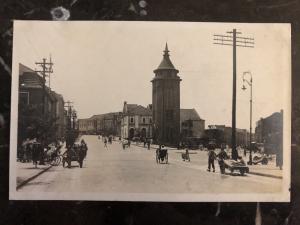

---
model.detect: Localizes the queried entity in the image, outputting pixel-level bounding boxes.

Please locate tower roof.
[156,43,176,70]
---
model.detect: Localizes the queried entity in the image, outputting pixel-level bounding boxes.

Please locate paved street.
[18,135,282,194]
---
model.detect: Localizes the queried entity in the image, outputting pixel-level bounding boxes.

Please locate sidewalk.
[247,163,282,179]
[16,143,65,189]
[16,161,52,189]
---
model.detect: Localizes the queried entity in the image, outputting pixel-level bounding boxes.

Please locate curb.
[17,165,53,190]
[248,171,282,179]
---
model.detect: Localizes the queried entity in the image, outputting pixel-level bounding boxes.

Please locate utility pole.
[35,57,54,116]
[213,29,254,160]
[64,101,73,148]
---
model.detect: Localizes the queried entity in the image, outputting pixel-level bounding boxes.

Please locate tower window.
[130,117,134,123]
[143,118,146,123]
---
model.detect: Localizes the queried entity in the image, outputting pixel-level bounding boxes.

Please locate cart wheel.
[253,156,259,161]
[54,156,61,166]
[262,158,268,165]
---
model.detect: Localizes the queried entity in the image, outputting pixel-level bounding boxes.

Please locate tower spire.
[163,42,170,57]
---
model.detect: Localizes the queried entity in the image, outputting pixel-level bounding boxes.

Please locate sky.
[12,21,291,130]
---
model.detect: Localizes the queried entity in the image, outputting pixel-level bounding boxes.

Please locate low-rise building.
[180,108,205,139]
[205,125,249,147]
[255,110,283,154]
[121,102,152,140]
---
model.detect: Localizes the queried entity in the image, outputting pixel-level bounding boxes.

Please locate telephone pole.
[213,29,254,160]
[64,101,74,148]
[35,57,54,116]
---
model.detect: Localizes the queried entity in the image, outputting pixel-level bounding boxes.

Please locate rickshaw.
[62,142,82,168]
[156,147,168,164]
[252,154,269,165]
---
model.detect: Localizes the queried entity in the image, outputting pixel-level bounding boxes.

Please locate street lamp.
[242,71,253,165]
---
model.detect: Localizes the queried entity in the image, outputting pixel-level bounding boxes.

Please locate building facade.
[121,102,152,140]
[205,125,249,148]
[151,44,181,145]
[78,112,122,136]
[255,110,283,154]
[18,63,66,144]
[180,109,205,139]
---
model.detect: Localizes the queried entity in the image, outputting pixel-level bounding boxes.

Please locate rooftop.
[180,108,203,121]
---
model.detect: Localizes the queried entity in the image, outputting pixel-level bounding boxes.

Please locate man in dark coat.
[217,148,229,174]
[207,147,216,172]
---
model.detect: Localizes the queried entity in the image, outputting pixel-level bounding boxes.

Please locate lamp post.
[241,71,253,165]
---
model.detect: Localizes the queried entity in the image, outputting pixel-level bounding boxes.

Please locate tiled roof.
[126,104,152,116]
[19,63,35,74]
[180,109,202,121]
[19,63,44,89]
[91,112,122,120]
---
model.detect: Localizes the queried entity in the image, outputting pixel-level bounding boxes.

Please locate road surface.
[18,135,282,194]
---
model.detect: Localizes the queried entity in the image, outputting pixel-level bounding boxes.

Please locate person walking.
[78,141,87,168]
[128,139,131,148]
[147,139,151,150]
[207,147,216,172]
[217,147,229,174]
[104,138,108,148]
[31,143,39,168]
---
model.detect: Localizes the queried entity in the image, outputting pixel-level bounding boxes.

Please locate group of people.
[207,147,229,174]
[18,138,62,168]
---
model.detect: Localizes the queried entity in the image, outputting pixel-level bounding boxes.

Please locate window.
[150,118,152,123]
[130,117,134,123]
[19,91,29,105]
[142,118,146,123]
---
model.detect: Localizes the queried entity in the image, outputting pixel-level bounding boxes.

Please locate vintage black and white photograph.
[9,21,290,201]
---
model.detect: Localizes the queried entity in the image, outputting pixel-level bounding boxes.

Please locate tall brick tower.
[151,43,181,146]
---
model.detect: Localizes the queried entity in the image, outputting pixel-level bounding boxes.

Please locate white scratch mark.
[215,202,221,217]
[0,56,11,75]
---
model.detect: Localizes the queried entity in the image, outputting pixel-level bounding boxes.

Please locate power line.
[213,29,254,160]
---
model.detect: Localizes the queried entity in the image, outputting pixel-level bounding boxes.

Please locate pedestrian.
[182,148,190,162]
[104,138,108,148]
[31,143,39,168]
[78,142,87,168]
[217,147,229,174]
[207,147,216,172]
[147,139,150,150]
[143,138,146,148]
[128,139,131,147]
[81,139,88,158]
